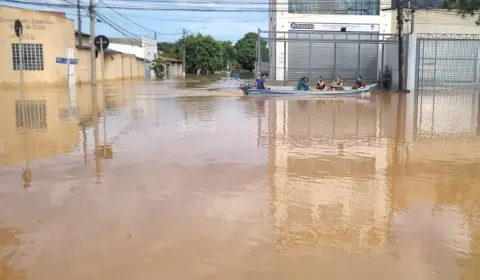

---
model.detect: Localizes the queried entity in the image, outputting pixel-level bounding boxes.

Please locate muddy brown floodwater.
[1,76,480,280]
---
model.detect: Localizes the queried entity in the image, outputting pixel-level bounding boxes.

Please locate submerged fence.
[257,30,407,89]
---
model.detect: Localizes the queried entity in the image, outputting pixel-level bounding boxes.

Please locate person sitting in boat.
[352,75,366,89]
[256,74,267,89]
[316,76,326,90]
[330,76,343,90]
[297,77,311,91]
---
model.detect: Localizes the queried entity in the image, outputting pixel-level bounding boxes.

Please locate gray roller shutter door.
[287,31,379,83]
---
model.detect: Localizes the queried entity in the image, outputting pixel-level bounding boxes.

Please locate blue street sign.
[56,57,79,65]
[56,57,67,64]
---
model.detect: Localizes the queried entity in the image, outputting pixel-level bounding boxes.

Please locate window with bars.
[12,44,44,71]
[288,0,380,15]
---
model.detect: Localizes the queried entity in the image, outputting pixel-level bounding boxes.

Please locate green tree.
[234,32,268,71]
[445,0,480,24]
[156,33,254,74]
[221,41,235,69]
[157,42,179,58]
[180,33,223,74]
[150,59,165,78]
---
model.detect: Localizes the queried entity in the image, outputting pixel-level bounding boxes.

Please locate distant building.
[158,56,183,76]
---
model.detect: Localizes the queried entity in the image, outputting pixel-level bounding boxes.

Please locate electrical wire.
[61,0,183,41]
[2,0,281,12]
[98,1,182,35]
[62,0,145,44]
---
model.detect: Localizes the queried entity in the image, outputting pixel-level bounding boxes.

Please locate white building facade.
[268,0,393,81]
[109,37,158,78]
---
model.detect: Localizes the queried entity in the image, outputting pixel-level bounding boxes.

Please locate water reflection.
[0,84,479,279]
[0,227,27,279]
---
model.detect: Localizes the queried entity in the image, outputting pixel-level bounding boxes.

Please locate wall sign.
[0,17,54,30]
[290,23,314,30]
[289,22,379,32]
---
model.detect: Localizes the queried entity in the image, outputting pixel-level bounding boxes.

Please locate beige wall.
[0,6,75,88]
[76,49,145,84]
[390,10,480,34]
[76,47,102,85]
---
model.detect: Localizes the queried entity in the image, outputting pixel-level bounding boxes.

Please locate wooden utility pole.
[89,0,97,85]
[77,0,82,47]
[397,0,406,91]
[182,28,186,76]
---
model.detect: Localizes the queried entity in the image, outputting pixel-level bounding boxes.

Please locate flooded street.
[1,75,480,279]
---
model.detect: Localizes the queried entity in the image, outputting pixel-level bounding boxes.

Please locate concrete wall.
[165,62,182,76]
[75,48,145,84]
[0,6,75,88]
[75,47,102,85]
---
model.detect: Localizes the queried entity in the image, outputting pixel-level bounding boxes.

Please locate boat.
[240,84,376,98]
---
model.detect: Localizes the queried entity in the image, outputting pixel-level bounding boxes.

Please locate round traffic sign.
[94,35,109,50]
[14,19,23,37]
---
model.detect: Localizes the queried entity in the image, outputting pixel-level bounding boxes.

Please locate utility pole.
[77,0,82,47]
[397,0,405,91]
[182,28,186,76]
[154,31,157,40]
[89,0,97,85]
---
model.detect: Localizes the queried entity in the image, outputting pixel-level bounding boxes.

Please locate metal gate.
[416,33,480,90]
[287,32,380,83]
[144,61,151,78]
[259,30,400,85]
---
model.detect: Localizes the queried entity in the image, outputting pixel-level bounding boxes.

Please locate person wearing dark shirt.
[316,76,326,90]
[352,75,366,89]
[256,74,267,89]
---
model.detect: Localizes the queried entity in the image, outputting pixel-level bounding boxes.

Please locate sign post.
[14,19,27,136]
[94,35,109,83]
[94,35,110,157]
[56,53,79,122]
[14,20,24,102]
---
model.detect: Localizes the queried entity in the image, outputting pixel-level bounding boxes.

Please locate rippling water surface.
[1,76,480,279]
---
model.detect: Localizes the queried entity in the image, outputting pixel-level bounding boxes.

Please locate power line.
[2,0,285,11]
[99,1,182,35]
[64,0,145,44]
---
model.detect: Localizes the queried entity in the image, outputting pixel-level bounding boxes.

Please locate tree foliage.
[157,42,179,59]
[445,0,480,25]
[234,32,268,71]
[221,41,235,69]
[150,59,165,78]
[156,32,267,74]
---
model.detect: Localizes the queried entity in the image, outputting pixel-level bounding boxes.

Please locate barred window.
[12,44,44,71]
[288,0,380,16]
[16,100,47,131]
